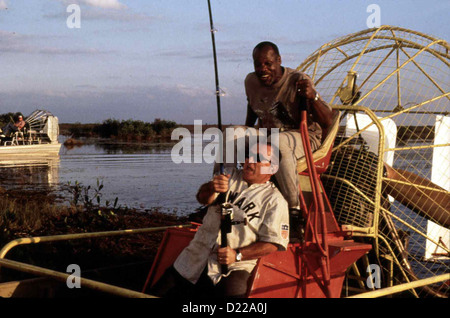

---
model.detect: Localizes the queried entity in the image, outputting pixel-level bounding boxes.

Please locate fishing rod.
[207,0,231,275]
[207,0,223,137]
[207,0,225,175]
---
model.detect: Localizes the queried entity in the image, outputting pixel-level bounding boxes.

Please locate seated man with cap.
[152,142,289,298]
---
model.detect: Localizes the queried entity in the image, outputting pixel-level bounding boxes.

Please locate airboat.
[0,110,62,160]
[0,26,448,298]
[143,26,450,298]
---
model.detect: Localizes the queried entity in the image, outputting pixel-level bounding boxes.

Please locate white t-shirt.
[174,169,289,285]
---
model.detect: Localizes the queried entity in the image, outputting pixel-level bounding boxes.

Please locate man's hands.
[196,173,231,205]
[217,246,237,265]
[211,174,230,193]
[296,78,317,100]
[296,76,334,130]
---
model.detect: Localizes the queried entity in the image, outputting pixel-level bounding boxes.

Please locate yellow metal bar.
[311,47,322,81]
[386,143,450,152]
[376,233,419,298]
[381,254,394,287]
[362,255,375,291]
[335,105,385,251]
[298,26,449,73]
[323,172,449,254]
[347,273,450,298]
[399,46,450,100]
[354,39,447,106]
[335,46,348,58]
[315,44,396,87]
[380,92,449,122]
[330,25,388,105]
[375,110,448,115]
[350,263,366,289]
[395,34,402,109]
[0,258,156,298]
[358,47,396,91]
[332,105,384,154]
[379,205,450,254]
[0,224,191,260]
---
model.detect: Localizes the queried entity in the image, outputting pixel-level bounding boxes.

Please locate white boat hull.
[0,143,61,157]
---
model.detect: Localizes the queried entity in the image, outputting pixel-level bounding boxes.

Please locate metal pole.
[207,0,229,276]
[347,273,450,298]
[0,258,156,298]
[207,0,222,132]
[207,0,225,176]
[0,224,191,260]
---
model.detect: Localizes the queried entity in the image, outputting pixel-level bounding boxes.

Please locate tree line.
[65,118,179,141]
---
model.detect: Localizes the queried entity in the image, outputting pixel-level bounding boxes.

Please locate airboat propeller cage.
[25,109,59,143]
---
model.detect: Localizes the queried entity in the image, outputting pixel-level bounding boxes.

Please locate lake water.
[0,137,213,216]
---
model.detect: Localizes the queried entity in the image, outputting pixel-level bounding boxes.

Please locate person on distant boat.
[0,114,25,138]
[151,143,289,298]
[214,41,334,224]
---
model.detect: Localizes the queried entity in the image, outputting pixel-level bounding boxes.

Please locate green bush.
[95,118,177,141]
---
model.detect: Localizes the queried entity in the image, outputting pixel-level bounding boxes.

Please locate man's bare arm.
[217,242,278,265]
[245,104,258,127]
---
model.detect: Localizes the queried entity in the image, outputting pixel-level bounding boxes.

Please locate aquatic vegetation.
[0,181,184,248]
[0,180,186,289]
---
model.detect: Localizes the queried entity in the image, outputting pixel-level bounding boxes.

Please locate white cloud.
[81,0,127,10]
[46,1,155,22]
[54,0,126,10]
[0,0,8,10]
[174,84,212,98]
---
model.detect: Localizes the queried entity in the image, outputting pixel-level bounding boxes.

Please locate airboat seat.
[3,131,25,146]
[296,110,341,174]
[15,131,25,145]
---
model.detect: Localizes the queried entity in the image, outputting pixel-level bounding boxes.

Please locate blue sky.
[0,0,448,124]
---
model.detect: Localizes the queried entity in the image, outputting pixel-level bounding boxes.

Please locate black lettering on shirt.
[247,212,260,222]
[227,191,239,203]
[234,198,245,209]
[242,202,256,213]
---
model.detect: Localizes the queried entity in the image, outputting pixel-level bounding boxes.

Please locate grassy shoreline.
[0,184,187,291]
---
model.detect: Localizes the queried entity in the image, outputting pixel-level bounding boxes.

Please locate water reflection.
[1,138,214,216]
[60,139,175,155]
[58,139,211,216]
[0,157,60,191]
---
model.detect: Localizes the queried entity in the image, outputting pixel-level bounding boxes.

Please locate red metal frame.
[142,224,199,293]
[246,109,371,298]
